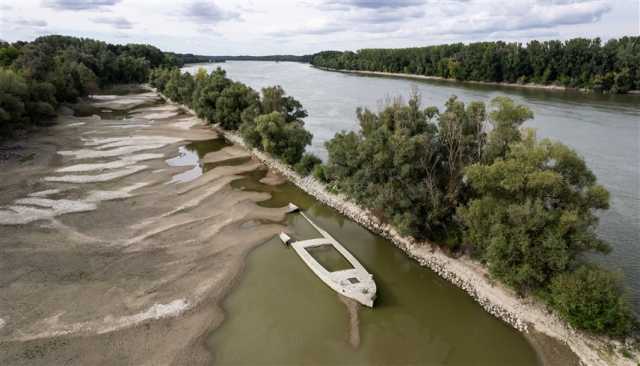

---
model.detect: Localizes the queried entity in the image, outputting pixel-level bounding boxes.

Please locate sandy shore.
[0,92,289,365]
[216,124,639,366]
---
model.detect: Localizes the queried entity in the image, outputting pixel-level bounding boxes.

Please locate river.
[184,61,640,313]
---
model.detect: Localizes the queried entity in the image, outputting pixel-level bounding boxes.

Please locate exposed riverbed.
[0,91,287,365]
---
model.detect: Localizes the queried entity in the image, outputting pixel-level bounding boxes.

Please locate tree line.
[0,35,182,138]
[179,54,313,64]
[311,37,640,93]
[149,67,314,167]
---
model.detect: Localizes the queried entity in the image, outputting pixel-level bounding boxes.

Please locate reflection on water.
[166,139,230,183]
[185,61,640,312]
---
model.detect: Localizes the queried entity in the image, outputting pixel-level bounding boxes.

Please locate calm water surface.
[185,61,640,312]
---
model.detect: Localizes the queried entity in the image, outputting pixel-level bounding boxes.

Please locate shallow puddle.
[166,139,230,183]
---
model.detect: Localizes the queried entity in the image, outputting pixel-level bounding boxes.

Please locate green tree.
[0,45,20,67]
[261,85,308,122]
[458,131,610,291]
[484,96,533,162]
[0,69,28,136]
[254,111,312,164]
[294,152,321,176]
[215,82,259,130]
[549,265,635,337]
[192,68,231,122]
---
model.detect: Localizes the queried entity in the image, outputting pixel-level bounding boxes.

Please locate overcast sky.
[0,0,638,55]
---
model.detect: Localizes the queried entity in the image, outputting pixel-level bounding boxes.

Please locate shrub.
[313,164,330,183]
[294,152,321,176]
[254,111,312,165]
[549,265,635,337]
[215,82,259,130]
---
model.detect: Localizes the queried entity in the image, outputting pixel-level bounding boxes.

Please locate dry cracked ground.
[0,90,288,365]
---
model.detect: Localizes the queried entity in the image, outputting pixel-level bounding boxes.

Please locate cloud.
[314,0,427,34]
[267,19,348,37]
[322,0,425,9]
[0,17,48,28]
[92,16,133,29]
[182,1,240,25]
[42,0,122,11]
[349,7,425,24]
[434,0,612,35]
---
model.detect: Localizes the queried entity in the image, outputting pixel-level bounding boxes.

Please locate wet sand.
[0,93,287,365]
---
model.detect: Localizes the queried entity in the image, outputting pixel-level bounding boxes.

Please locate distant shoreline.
[312,66,640,95]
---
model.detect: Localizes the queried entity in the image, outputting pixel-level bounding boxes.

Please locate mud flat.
[0,93,289,365]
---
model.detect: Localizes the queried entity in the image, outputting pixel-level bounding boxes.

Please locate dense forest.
[0,35,181,138]
[214,55,313,63]
[174,54,312,65]
[168,53,224,65]
[311,37,640,93]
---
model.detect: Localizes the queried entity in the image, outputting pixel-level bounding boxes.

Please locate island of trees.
[1,34,636,339]
[311,37,640,94]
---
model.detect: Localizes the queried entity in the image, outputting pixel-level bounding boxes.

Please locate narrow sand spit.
[0,91,290,366]
[29,189,66,197]
[172,117,201,130]
[45,165,148,183]
[0,199,97,225]
[56,153,163,173]
[202,145,250,164]
[260,169,287,186]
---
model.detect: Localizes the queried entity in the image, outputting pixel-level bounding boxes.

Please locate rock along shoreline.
[150,85,638,366]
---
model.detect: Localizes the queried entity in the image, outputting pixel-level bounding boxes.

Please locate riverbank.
[313,66,640,95]
[150,85,638,365]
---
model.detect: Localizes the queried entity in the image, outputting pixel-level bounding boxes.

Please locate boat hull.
[281,210,376,307]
